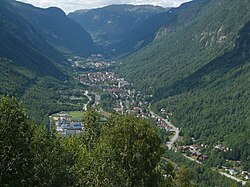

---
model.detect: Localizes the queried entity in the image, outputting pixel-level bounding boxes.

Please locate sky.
[17,0,191,14]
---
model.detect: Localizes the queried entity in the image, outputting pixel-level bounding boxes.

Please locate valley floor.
[51,55,250,186]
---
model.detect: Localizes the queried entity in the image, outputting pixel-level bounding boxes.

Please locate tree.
[102,114,164,186]
[82,107,101,150]
[175,167,194,187]
[31,127,73,187]
[0,96,33,186]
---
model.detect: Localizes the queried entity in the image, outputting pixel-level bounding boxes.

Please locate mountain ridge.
[68,4,166,57]
[0,0,97,78]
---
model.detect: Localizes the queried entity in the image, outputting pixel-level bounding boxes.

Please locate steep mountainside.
[113,0,210,56]
[155,20,250,164]
[119,0,250,93]
[0,0,96,77]
[0,0,63,77]
[18,4,97,56]
[68,4,166,56]
[0,0,96,123]
[118,0,250,164]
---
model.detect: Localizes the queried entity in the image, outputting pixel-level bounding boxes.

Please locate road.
[92,93,111,117]
[166,124,180,149]
[119,100,124,114]
[183,154,202,165]
[89,93,179,146]
[219,172,247,185]
[99,108,111,118]
[150,111,179,149]
[83,91,92,111]
[94,93,101,105]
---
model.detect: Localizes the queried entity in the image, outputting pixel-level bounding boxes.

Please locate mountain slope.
[0,0,97,123]
[118,0,250,164]
[68,4,165,56]
[113,0,210,56]
[154,20,250,165]
[0,0,96,77]
[18,4,97,56]
[119,0,250,93]
[0,0,64,77]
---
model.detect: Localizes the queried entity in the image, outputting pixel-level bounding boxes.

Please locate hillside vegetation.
[1,97,195,187]
[118,0,250,165]
[0,0,98,123]
[0,0,96,76]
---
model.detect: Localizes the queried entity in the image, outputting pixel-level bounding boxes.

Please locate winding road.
[83,91,92,111]
[150,111,179,149]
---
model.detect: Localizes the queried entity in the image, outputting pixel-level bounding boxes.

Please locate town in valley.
[50,54,250,185]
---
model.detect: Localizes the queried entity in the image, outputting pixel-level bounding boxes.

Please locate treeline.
[0,96,194,187]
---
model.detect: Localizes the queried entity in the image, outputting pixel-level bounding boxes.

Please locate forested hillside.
[113,0,210,57]
[0,0,96,75]
[118,0,250,165]
[0,0,98,123]
[0,58,83,124]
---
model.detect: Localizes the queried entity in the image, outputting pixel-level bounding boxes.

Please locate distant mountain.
[114,0,210,56]
[68,4,166,57]
[0,0,96,77]
[118,0,250,164]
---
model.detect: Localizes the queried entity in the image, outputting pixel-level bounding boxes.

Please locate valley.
[53,54,249,185]
[1,0,250,186]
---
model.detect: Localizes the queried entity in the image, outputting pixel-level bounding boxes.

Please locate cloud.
[17,0,191,13]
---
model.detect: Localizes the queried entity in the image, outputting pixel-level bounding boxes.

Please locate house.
[198,155,209,161]
[242,171,249,175]
[245,175,250,180]
[229,169,238,176]
[179,146,189,151]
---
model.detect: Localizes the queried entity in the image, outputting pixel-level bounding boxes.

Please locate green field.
[68,111,85,121]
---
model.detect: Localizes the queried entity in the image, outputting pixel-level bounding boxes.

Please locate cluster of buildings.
[179,145,209,161]
[79,69,176,135]
[214,144,232,152]
[222,166,250,180]
[79,72,129,89]
[69,54,116,70]
[50,112,84,136]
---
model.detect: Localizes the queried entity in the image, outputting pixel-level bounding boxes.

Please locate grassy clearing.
[68,111,85,121]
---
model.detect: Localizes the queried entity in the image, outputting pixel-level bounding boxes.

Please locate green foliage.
[154,20,250,165]
[164,150,238,187]
[119,0,250,167]
[102,115,164,186]
[100,92,117,112]
[0,58,84,125]
[1,98,189,186]
[0,0,96,74]
[82,108,101,150]
[119,0,250,94]
[0,96,33,186]
[21,76,82,124]
[32,126,73,187]
[0,58,35,96]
